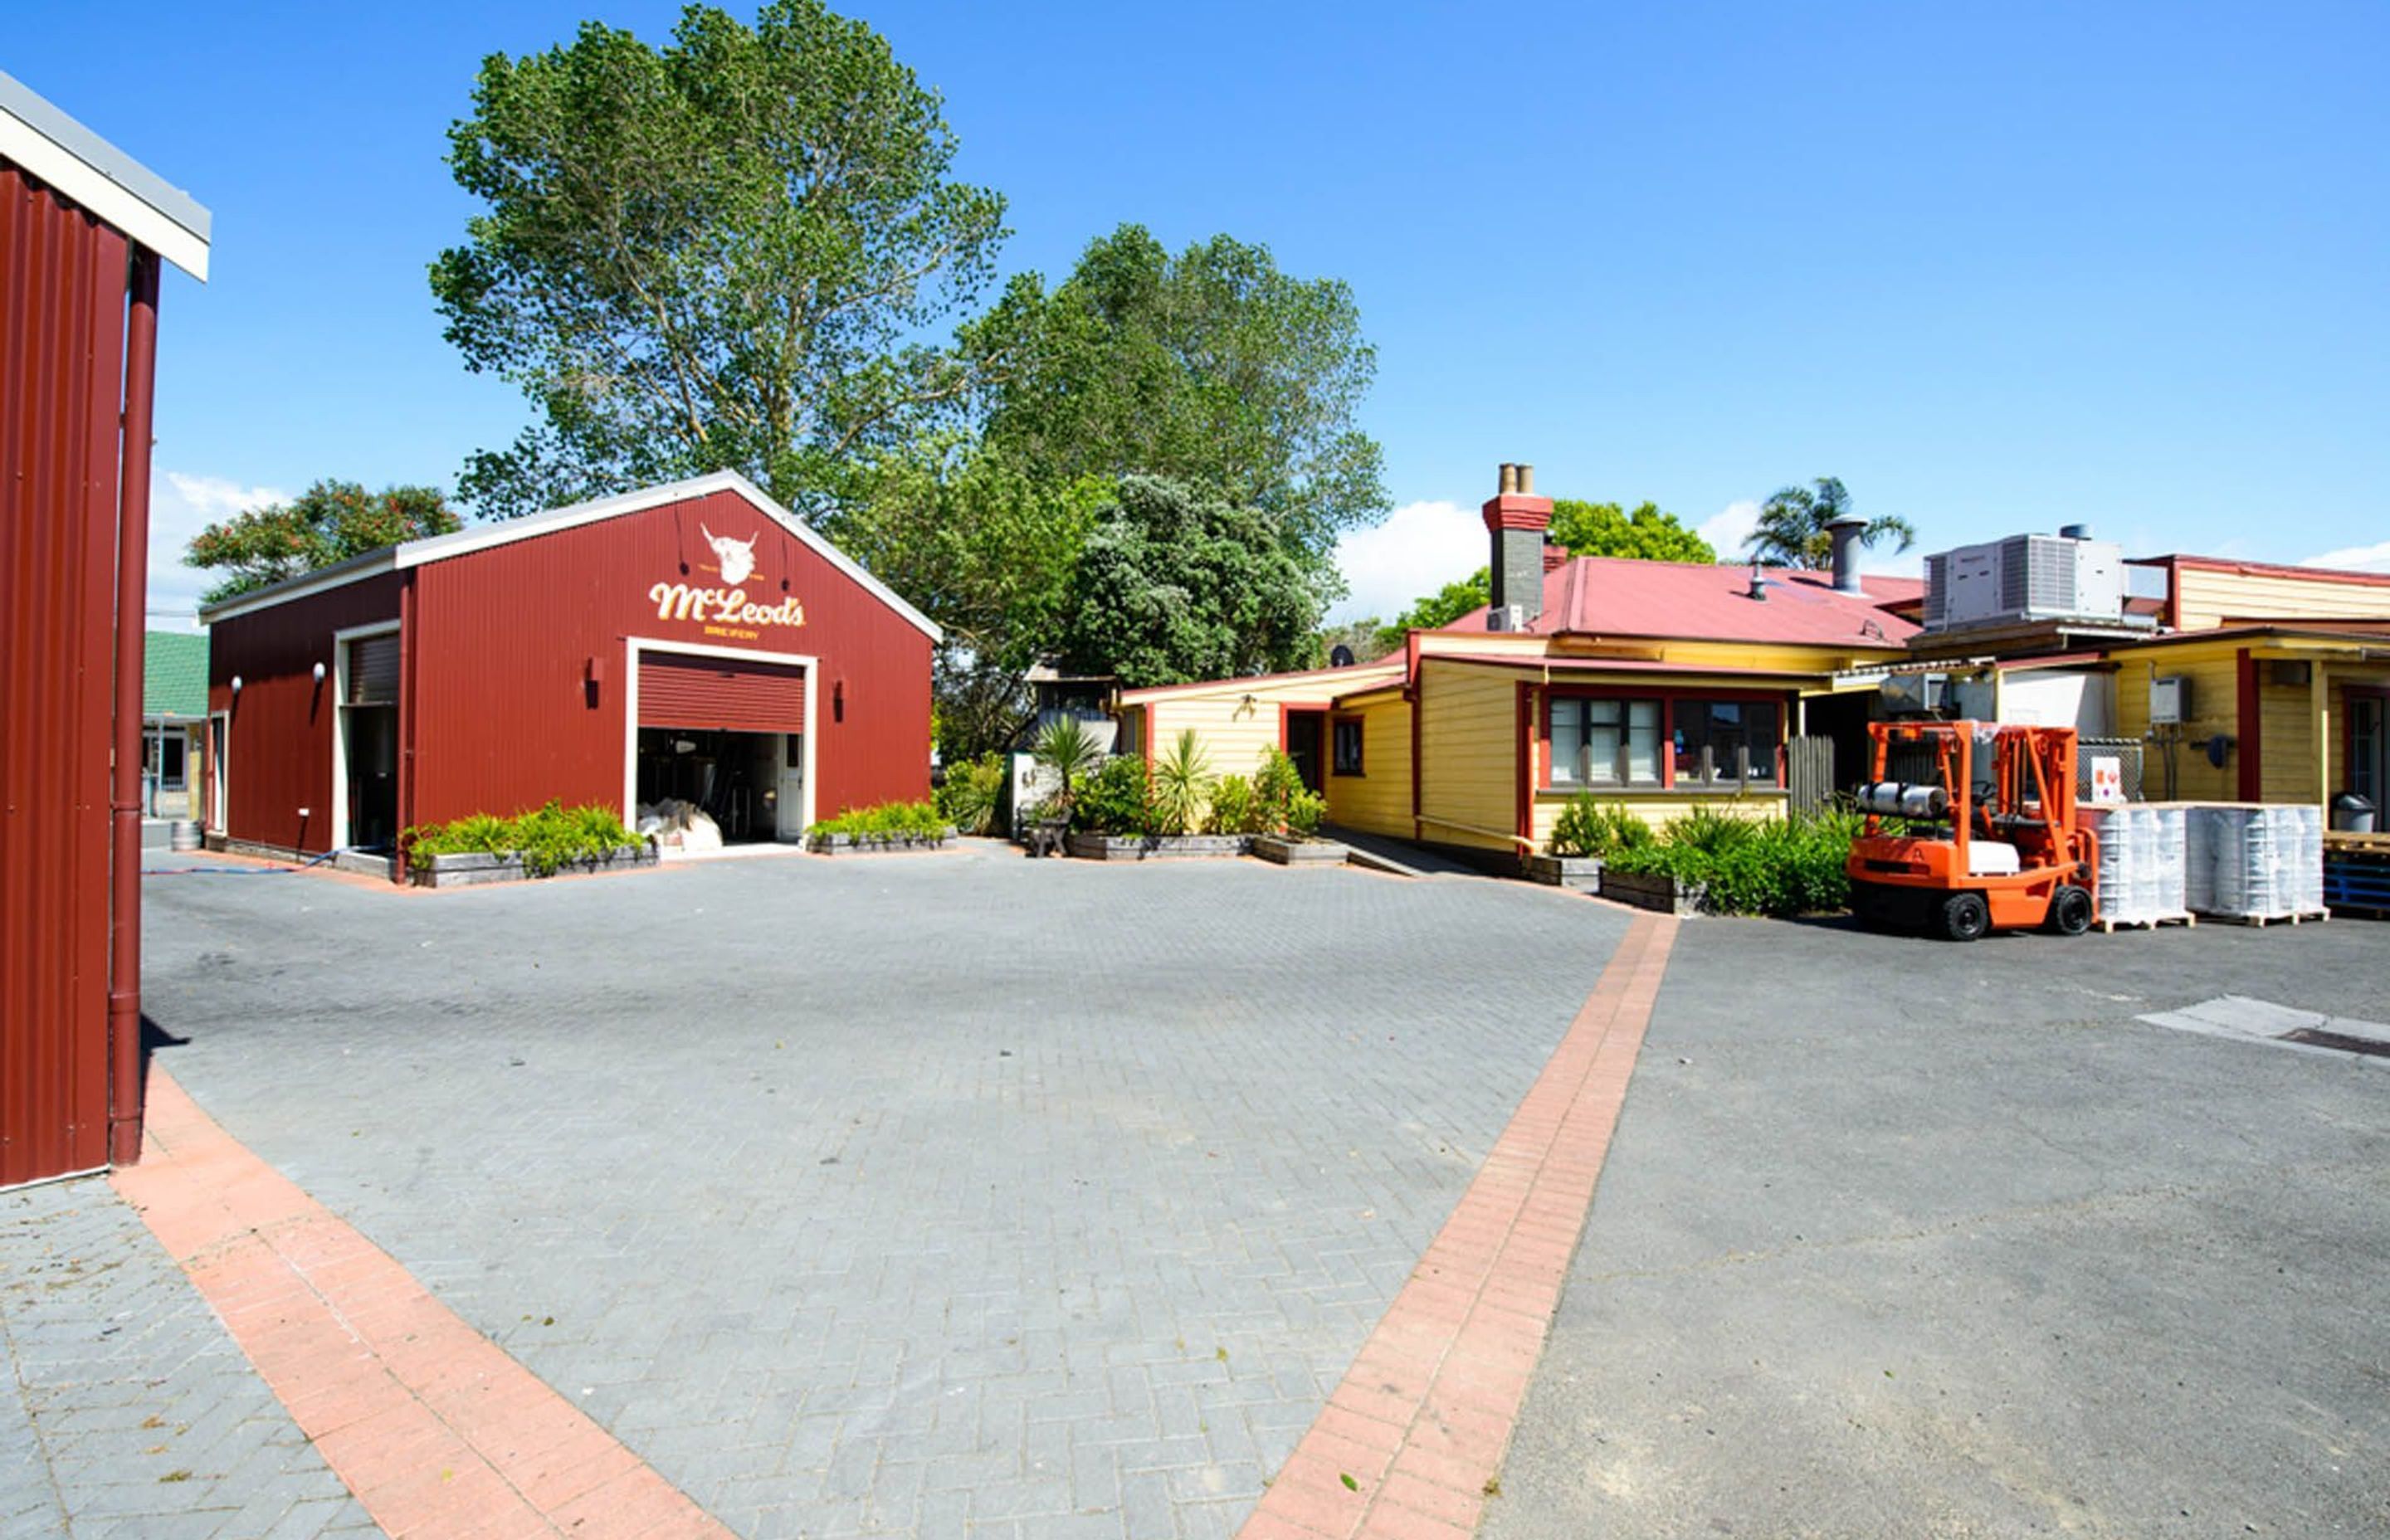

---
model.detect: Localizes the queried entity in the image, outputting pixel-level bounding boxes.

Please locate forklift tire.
[1937,890,1991,943]
[2044,884,2095,938]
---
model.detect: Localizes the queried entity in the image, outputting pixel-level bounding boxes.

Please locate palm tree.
[1744,477,1916,569]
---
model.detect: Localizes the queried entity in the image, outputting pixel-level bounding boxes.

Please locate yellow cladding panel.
[1134,663,1402,780]
[2173,566,2390,631]
[1417,661,1521,850]
[1529,791,1784,851]
[1324,695,1412,836]
[2113,641,2241,801]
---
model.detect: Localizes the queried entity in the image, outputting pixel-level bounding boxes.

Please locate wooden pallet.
[2202,907,2332,928]
[2098,911,2195,933]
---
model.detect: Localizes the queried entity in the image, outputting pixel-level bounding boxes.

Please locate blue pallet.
[2324,858,2390,915]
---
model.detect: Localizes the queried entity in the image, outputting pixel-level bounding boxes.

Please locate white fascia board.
[0,71,211,280]
[200,470,944,643]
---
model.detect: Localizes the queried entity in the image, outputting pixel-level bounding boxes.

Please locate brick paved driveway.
[130,845,1627,1538]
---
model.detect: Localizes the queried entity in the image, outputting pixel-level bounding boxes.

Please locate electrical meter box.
[2149,675,2190,725]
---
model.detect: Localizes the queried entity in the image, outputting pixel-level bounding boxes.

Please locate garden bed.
[1252,834,1349,867]
[412,843,656,889]
[1597,867,1708,916]
[1521,853,1602,892]
[1066,832,1251,862]
[808,828,955,855]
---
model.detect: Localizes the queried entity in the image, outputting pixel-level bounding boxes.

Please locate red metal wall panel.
[410,486,930,826]
[0,166,128,1186]
[206,574,403,854]
[637,653,807,733]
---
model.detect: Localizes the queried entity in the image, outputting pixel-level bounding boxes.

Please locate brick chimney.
[1483,462,1554,629]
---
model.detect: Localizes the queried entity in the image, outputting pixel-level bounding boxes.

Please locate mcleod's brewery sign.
[649,524,806,640]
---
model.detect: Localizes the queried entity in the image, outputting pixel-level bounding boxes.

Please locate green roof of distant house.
[143,631,208,719]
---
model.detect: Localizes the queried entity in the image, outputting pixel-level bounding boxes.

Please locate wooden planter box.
[411,843,656,889]
[1066,832,1251,862]
[1598,867,1707,915]
[808,828,955,855]
[1252,835,1349,867]
[1522,853,1602,893]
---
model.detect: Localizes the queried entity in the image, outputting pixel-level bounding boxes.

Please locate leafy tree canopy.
[963,224,1387,556]
[188,482,461,603]
[1060,475,1329,689]
[432,0,1007,519]
[1745,476,1915,569]
[822,438,1109,754]
[1550,499,1714,563]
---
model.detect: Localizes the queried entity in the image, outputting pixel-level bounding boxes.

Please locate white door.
[207,712,229,831]
[776,733,807,841]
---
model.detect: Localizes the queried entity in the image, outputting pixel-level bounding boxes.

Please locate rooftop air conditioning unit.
[1924,532,2129,631]
[1486,604,1525,632]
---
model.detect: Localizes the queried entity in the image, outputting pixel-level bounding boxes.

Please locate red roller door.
[637,652,807,733]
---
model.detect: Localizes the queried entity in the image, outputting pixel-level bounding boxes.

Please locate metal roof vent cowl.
[1826,514,1868,594]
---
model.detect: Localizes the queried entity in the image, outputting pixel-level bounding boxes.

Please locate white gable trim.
[0,71,211,280]
[200,470,942,642]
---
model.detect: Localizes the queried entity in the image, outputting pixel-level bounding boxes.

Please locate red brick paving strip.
[1237,910,1680,1540]
[112,1069,734,1540]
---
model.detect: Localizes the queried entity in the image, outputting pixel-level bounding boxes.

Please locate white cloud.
[1329,499,1483,621]
[147,470,287,629]
[1696,499,1762,560]
[2302,539,2390,573]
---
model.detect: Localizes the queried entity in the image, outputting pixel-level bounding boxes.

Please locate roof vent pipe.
[1747,565,1770,601]
[1825,514,1867,594]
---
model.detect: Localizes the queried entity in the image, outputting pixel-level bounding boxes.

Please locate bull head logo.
[700,525,758,586]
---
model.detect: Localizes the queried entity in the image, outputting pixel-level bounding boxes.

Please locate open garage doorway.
[629,643,813,846]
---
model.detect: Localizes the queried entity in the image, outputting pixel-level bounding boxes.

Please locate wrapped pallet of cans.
[2084,804,2188,928]
[2184,803,2326,921]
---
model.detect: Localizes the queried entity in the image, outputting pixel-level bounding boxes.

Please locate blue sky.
[13,1,2386,625]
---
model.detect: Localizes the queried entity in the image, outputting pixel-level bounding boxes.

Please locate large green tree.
[1061,476,1329,689]
[431,1,1007,519]
[187,482,461,602]
[822,440,1108,754]
[963,225,1388,555]
[1745,476,1914,569]
[1549,499,1714,563]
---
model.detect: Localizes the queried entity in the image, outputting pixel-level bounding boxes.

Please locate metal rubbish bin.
[2334,792,2377,834]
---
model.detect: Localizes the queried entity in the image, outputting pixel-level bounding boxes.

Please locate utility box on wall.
[2149,675,2190,726]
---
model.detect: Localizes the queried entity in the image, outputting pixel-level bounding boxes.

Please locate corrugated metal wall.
[207,574,402,853]
[0,166,129,1186]
[410,487,930,827]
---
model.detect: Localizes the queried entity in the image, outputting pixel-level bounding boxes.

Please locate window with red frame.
[1550,697,1665,787]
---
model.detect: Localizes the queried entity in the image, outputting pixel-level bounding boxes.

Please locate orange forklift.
[1846,720,2100,942]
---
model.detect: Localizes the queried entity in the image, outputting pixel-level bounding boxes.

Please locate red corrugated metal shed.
[201,476,937,860]
[1,73,211,1187]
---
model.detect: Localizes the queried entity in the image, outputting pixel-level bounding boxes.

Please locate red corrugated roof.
[1438,557,1921,649]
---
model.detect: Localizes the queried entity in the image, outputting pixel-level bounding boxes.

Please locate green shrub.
[1604,806,1866,916]
[1205,774,1261,836]
[1253,748,1325,837]
[404,800,643,878]
[1071,756,1153,835]
[1547,794,1656,859]
[807,800,945,841]
[937,751,1007,835]
[1032,717,1104,807]
[1148,730,1215,836]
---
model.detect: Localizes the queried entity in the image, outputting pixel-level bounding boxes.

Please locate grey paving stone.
[136,845,1626,1537]
[0,1177,373,1539]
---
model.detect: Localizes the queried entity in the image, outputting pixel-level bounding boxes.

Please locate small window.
[1551,697,1662,787]
[155,733,187,791]
[1674,699,1782,784]
[1333,717,1364,775]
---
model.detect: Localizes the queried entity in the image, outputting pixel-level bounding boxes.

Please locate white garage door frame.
[622,636,820,835]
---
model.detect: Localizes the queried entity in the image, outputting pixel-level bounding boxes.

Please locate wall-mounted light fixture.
[312,660,327,685]
[833,678,846,724]
[229,675,243,696]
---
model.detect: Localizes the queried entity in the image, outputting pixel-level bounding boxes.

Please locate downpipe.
[108,252,159,1168]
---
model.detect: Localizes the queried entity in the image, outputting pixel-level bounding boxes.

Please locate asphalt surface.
[1484,914,2390,1539]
